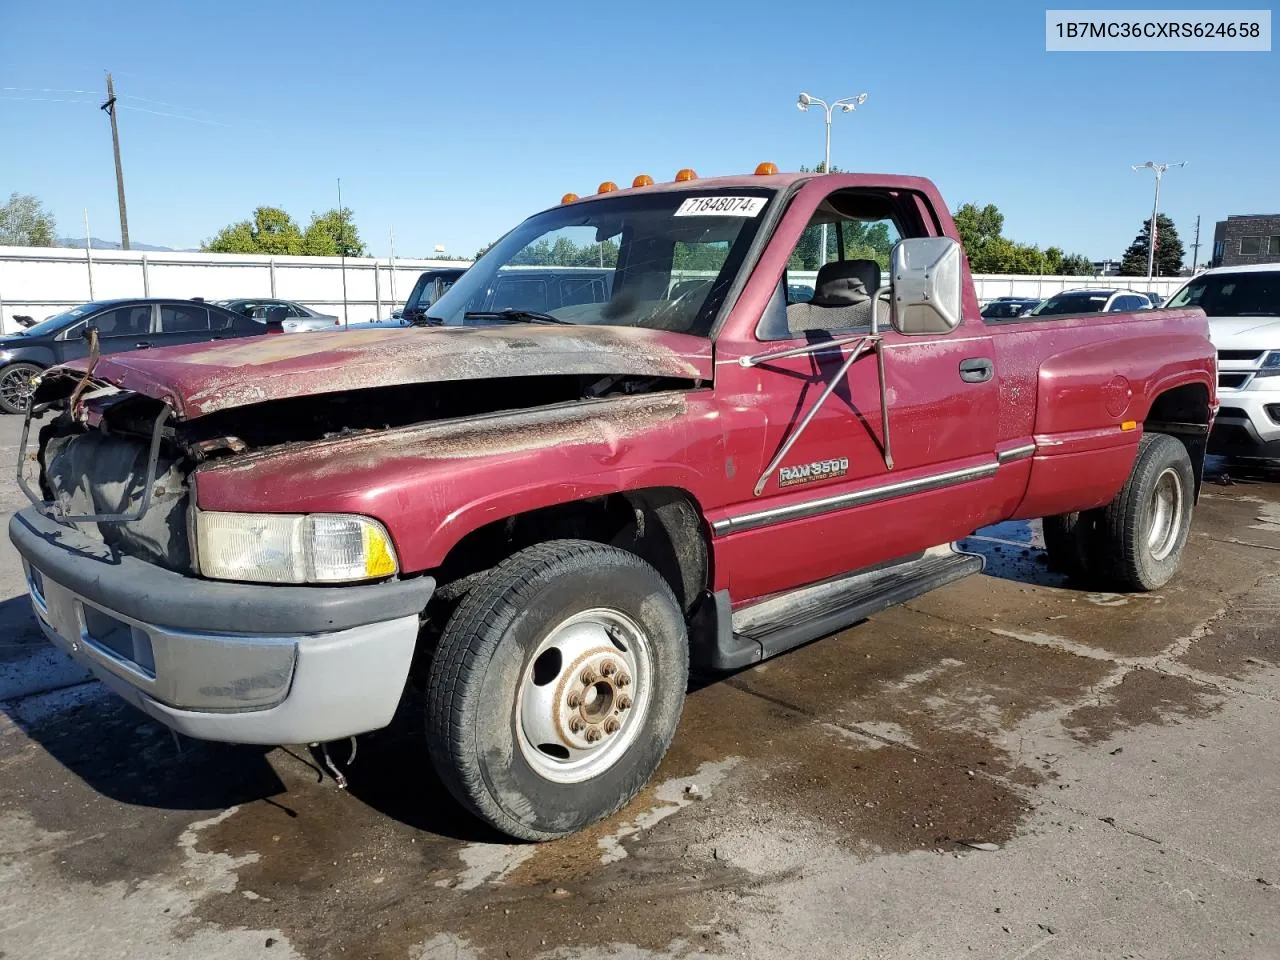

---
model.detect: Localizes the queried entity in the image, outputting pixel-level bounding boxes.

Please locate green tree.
[203,206,304,255]
[952,203,1007,272]
[302,207,366,257]
[1120,214,1185,277]
[1060,252,1093,276]
[0,193,57,246]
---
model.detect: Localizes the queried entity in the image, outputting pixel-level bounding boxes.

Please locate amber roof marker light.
[561,192,580,204]
[674,168,698,182]
[597,181,619,194]
[632,174,654,187]
[754,162,779,175]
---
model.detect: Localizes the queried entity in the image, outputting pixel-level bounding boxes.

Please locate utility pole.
[1190,215,1202,273]
[337,178,349,327]
[100,73,130,250]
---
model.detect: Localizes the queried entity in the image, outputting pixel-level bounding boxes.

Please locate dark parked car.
[980,298,1041,319]
[0,298,265,413]
[401,268,468,324]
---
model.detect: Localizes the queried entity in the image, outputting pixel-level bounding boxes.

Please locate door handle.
[959,357,993,383]
[134,341,153,349]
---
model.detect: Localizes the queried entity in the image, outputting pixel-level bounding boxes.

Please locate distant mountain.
[58,237,188,252]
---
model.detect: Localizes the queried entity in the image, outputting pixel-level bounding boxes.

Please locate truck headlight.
[1256,351,1280,378]
[195,511,399,584]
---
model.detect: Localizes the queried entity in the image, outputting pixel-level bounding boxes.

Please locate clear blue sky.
[2,0,1274,262]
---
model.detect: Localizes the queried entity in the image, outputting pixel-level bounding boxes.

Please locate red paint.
[66,172,1216,607]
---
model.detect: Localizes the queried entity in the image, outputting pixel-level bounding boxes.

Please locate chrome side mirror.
[887,237,964,335]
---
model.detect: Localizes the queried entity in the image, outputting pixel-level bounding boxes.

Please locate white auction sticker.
[674,196,767,217]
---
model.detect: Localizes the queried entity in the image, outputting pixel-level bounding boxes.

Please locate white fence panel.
[0,246,471,333]
[0,245,1193,334]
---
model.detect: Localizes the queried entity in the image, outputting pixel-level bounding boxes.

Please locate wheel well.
[414,488,711,676]
[1144,382,1211,498]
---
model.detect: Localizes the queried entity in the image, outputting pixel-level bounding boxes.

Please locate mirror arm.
[875,339,893,470]
[739,331,871,368]
[753,336,876,496]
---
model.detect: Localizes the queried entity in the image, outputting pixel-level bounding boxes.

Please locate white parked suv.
[1166,265,1280,464]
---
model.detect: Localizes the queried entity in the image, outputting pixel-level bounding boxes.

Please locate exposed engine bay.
[24,367,700,574]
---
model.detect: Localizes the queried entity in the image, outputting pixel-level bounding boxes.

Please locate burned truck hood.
[57,324,714,419]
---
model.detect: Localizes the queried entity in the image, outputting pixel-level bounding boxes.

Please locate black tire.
[1096,434,1195,591]
[425,539,689,840]
[1042,511,1101,580]
[0,362,43,415]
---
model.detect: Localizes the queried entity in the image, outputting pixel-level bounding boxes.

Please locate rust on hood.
[55,325,714,419]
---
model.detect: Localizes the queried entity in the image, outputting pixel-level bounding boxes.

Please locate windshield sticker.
[674,196,767,218]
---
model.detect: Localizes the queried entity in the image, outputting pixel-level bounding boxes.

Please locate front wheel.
[0,363,43,415]
[1096,433,1196,591]
[424,540,689,840]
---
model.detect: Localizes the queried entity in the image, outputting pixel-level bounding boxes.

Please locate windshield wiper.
[464,309,570,325]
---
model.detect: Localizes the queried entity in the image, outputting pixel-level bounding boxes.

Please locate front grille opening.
[1218,349,1265,362]
[1219,373,1250,389]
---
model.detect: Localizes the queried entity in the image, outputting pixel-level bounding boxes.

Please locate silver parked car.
[213,298,341,332]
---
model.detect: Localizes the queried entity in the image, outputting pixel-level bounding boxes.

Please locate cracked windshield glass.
[426,189,775,335]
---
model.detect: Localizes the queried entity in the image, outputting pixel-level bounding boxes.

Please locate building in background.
[1092,258,1123,277]
[1212,215,1280,268]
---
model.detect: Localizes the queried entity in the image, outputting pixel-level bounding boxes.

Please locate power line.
[117,104,230,127]
[0,95,96,104]
[1,86,95,94]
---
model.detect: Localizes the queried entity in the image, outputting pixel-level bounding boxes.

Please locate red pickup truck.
[11,167,1215,840]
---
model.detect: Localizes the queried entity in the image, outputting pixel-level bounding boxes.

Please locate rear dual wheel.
[424,540,689,840]
[1043,433,1194,592]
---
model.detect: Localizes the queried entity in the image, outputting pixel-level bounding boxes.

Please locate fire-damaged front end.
[9,325,712,745]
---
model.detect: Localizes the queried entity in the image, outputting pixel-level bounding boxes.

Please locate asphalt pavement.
[1,411,1277,960]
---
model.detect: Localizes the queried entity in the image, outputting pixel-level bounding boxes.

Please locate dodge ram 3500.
[11,166,1216,840]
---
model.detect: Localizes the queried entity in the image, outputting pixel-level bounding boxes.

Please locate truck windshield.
[1166,271,1280,317]
[427,188,775,336]
[1029,291,1111,316]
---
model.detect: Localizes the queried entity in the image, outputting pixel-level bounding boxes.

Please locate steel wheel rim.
[1145,466,1183,562]
[0,367,35,408]
[515,607,653,784]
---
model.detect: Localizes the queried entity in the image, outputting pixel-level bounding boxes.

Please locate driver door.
[708,193,1000,603]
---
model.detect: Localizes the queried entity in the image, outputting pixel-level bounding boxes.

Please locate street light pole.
[798,91,867,263]
[1131,160,1186,279]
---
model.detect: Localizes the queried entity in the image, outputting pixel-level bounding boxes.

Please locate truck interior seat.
[785,259,879,334]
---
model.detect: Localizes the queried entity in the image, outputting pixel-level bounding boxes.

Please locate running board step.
[701,545,984,671]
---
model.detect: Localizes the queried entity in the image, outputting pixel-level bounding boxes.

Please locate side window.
[764,192,900,340]
[287,303,310,318]
[560,277,605,307]
[208,309,235,332]
[93,306,152,339]
[492,278,549,312]
[159,304,211,333]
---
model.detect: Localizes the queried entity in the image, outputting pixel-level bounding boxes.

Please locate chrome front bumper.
[11,506,434,745]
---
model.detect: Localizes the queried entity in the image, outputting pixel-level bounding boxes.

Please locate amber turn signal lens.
[674,168,697,182]
[597,181,618,194]
[632,174,654,188]
[561,192,579,204]
[754,162,779,175]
